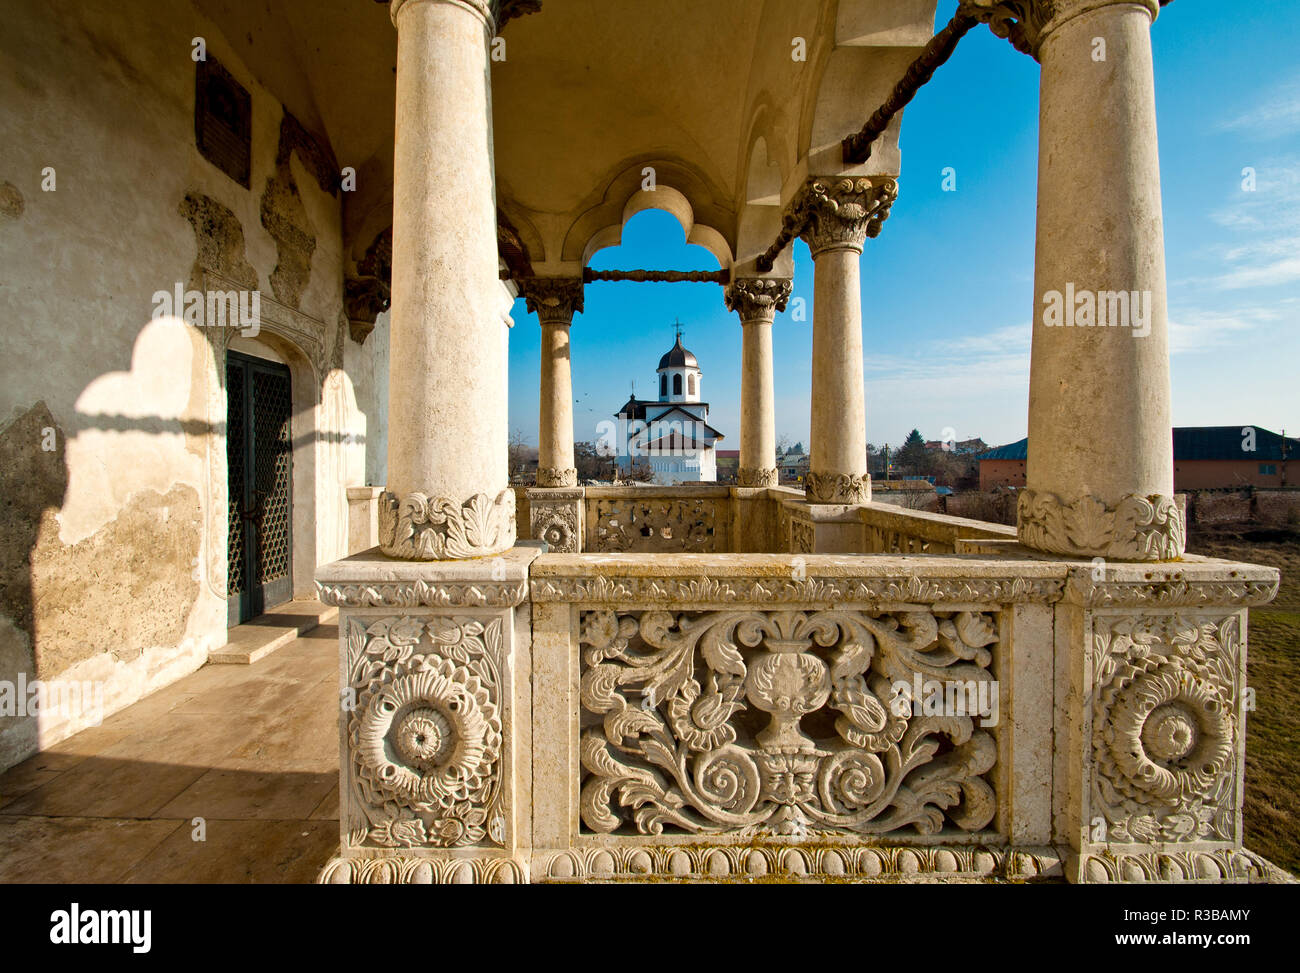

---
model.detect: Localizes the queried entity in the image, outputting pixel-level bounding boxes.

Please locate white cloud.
[1219,77,1300,138]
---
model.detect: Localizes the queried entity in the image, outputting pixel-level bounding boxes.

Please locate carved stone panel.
[343,614,508,851]
[578,608,1000,838]
[592,496,719,553]
[1089,612,1242,845]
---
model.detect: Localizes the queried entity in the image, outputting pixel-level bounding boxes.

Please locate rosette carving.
[1091,614,1241,843]
[530,498,579,552]
[345,616,505,849]
[792,177,899,256]
[378,488,516,560]
[578,607,998,837]
[1017,488,1185,560]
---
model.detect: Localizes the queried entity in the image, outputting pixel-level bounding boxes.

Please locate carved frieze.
[578,608,1000,837]
[530,573,1066,606]
[317,579,528,608]
[378,489,516,560]
[344,615,507,851]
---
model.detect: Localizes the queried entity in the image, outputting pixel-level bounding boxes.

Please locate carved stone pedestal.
[315,545,540,884]
[527,487,584,553]
[1056,560,1288,883]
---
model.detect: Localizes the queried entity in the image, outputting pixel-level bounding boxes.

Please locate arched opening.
[688,373,696,396]
[673,373,683,396]
[660,374,667,398]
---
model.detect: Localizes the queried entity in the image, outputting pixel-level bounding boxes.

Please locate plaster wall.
[0,0,384,770]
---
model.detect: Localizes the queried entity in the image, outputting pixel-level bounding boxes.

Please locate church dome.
[658,335,698,370]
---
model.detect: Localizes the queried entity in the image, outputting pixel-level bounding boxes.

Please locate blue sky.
[506,0,1299,452]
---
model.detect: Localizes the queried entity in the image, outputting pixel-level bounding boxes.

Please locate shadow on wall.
[0,400,68,768]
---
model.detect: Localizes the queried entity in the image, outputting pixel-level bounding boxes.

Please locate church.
[612,328,724,483]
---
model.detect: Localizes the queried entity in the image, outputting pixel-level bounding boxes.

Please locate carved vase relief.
[579,607,999,837]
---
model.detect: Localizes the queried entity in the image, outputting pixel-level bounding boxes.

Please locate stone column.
[380,0,514,560]
[793,177,897,505]
[521,278,584,488]
[725,278,792,488]
[965,0,1182,560]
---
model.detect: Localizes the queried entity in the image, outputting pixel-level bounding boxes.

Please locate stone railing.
[315,546,1288,884]
[518,484,1014,558]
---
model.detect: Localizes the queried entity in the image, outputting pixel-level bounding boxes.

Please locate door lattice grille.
[253,369,292,583]
[225,360,246,597]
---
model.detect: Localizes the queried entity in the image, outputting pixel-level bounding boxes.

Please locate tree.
[775,434,791,461]
[508,428,533,477]
[896,428,929,476]
[574,440,614,481]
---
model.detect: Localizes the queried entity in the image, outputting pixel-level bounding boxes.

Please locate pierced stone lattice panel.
[578,607,1001,839]
[252,368,292,583]
[592,497,718,552]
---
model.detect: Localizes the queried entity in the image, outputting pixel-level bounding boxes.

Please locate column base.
[736,466,778,487]
[804,470,870,504]
[1017,488,1185,561]
[536,467,577,488]
[316,545,540,880]
[377,488,516,560]
[527,487,584,553]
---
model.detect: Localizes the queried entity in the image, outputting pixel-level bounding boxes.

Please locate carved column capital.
[536,466,578,488]
[957,0,1160,58]
[792,177,899,257]
[725,278,792,324]
[519,276,584,326]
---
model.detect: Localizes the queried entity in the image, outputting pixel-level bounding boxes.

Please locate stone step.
[211,599,338,665]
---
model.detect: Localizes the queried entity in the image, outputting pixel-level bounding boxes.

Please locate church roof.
[658,335,698,370]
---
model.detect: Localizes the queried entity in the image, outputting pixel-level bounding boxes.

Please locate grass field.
[1188,526,1300,878]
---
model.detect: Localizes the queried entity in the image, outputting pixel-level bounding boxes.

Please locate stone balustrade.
[316,541,1286,884]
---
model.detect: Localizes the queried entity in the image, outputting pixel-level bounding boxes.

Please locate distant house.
[979,426,1297,491]
[779,443,809,483]
[715,449,740,482]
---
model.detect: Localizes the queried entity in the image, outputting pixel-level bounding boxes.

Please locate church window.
[673,374,682,396]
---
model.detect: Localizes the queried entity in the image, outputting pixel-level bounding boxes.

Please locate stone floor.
[0,625,339,883]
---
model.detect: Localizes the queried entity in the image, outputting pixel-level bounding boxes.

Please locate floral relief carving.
[805,470,870,505]
[1017,488,1185,561]
[578,607,1000,838]
[793,177,899,256]
[593,497,718,552]
[530,499,580,553]
[1091,614,1241,843]
[736,466,779,488]
[345,615,506,850]
[378,488,516,560]
[536,466,578,488]
[791,520,814,554]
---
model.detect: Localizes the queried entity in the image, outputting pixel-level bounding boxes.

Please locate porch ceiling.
[196,0,937,270]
